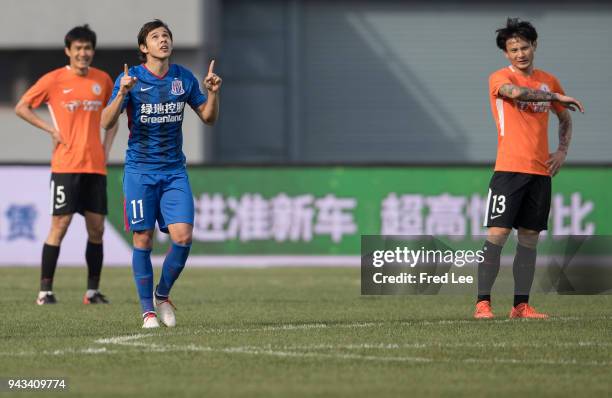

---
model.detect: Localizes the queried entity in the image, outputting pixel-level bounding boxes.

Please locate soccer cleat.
[36,292,57,305]
[509,303,549,319]
[142,312,160,329]
[155,296,177,327]
[474,300,494,319]
[83,291,110,304]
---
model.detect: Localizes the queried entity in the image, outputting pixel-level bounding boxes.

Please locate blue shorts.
[123,171,194,233]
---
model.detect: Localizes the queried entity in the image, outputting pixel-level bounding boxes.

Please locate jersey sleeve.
[108,73,130,112]
[186,70,207,109]
[489,71,512,98]
[20,73,53,109]
[550,76,566,114]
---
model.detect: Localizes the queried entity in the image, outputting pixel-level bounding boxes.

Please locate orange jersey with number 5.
[20,66,113,174]
[489,66,565,176]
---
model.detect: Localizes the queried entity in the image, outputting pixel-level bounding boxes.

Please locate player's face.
[504,37,536,72]
[142,27,173,61]
[65,40,94,70]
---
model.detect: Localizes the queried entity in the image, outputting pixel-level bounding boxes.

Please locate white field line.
[92,335,612,351]
[4,341,610,367]
[2,317,610,360]
[169,316,612,336]
[90,322,382,340]
[87,316,612,347]
[5,339,606,358]
[90,334,612,367]
[2,333,610,367]
[92,335,432,362]
[95,334,155,344]
[249,341,612,350]
[214,347,433,363]
[198,321,383,334]
[0,347,115,356]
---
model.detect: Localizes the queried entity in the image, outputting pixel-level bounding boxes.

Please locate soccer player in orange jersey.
[474,18,584,319]
[15,25,119,305]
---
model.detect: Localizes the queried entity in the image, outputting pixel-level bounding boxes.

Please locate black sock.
[513,244,537,307]
[477,240,503,303]
[41,243,60,291]
[512,244,537,307]
[86,241,103,290]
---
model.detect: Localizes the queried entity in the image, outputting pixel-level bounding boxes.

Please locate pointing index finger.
[208,59,215,75]
[124,63,129,77]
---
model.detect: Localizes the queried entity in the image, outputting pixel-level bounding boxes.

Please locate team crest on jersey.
[92,83,102,95]
[170,79,185,95]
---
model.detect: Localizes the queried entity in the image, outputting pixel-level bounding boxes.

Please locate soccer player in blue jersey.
[101,19,221,328]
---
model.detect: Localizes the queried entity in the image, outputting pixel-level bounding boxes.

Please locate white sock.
[38,291,52,299]
[86,289,98,298]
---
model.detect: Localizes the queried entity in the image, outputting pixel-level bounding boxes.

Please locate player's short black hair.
[64,24,97,49]
[137,19,173,61]
[495,18,538,51]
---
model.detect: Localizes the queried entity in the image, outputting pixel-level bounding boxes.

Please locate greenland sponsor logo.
[140,114,183,124]
[92,83,102,95]
[140,102,185,115]
[170,79,185,95]
[139,101,185,123]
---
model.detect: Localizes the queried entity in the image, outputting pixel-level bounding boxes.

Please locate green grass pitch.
[1,266,610,397]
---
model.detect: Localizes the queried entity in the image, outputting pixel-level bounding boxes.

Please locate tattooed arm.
[546,109,573,176]
[498,84,585,112]
[556,109,572,154]
[498,84,556,102]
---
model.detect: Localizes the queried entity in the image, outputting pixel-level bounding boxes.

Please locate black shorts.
[484,171,551,232]
[49,173,107,216]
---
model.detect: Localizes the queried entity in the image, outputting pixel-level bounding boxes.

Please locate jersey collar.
[142,63,171,80]
[65,65,90,77]
[509,65,537,78]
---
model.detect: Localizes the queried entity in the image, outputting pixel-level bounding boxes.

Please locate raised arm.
[101,64,137,129]
[546,108,573,176]
[195,60,221,125]
[498,84,585,112]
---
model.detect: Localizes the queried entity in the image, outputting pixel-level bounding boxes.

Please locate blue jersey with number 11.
[108,64,207,174]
